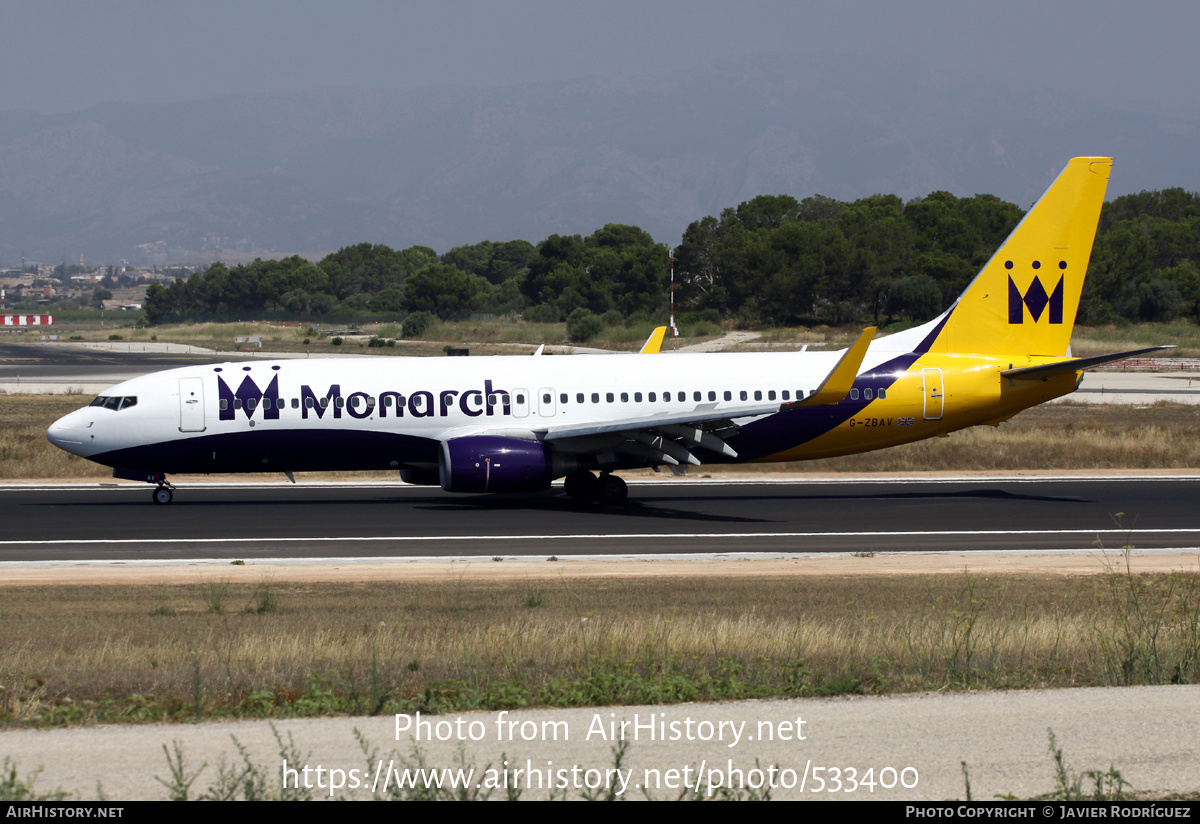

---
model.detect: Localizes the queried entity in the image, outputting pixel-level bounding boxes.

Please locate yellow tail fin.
[930,157,1111,358]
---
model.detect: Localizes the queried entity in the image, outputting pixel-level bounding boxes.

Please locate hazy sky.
[2,1,1197,117]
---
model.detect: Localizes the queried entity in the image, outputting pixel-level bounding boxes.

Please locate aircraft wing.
[538,402,777,463]
[1001,345,1174,380]
[435,328,877,468]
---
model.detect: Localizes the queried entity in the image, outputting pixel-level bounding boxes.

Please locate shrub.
[402,311,434,339]
[523,303,561,323]
[567,309,602,342]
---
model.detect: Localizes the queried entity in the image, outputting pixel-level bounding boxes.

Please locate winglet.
[639,326,668,354]
[788,327,876,407]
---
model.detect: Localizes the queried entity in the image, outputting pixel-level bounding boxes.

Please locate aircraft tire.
[564,471,598,502]
[152,487,173,505]
[596,474,628,507]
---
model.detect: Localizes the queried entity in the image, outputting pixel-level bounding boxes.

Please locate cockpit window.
[89,395,137,411]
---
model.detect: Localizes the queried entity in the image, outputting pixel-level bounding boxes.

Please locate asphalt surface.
[0,339,253,389]
[3,476,1199,562]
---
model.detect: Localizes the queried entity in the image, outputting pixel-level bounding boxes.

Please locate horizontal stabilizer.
[786,326,876,407]
[1001,346,1175,380]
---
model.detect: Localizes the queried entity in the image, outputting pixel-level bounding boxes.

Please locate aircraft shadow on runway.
[416,496,772,524]
[35,491,772,525]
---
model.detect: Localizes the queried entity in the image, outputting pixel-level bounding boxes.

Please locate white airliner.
[46,157,1165,505]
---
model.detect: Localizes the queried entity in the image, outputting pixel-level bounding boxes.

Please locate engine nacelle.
[439,436,568,493]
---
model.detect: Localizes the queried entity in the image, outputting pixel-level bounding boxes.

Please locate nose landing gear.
[114,468,176,504]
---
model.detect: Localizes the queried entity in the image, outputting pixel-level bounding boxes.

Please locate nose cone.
[46,408,90,457]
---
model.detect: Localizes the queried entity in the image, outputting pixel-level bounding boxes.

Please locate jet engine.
[438,436,574,493]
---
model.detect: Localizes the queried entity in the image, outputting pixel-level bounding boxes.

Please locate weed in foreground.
[201,579,231,614]
[1092,521,1200,686]
[248,582,279,614]
[156,725,313,801]
[984,729,1132,802]
[159,730,784,801]
[0,758,70,801]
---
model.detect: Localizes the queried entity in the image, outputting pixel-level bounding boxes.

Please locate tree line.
[144,187,1200,329]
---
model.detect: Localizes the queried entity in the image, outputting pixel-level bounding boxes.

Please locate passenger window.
[850,389,860,401]
[305,397,314,409]
[693,391,701,401]
[606,393,615,403]
[739,390,748,401]
[488,394,497,405]
[724,390,732,401]
[620,392,629,402]
[864,388,873,400]
[677,391,685,402]
[634,392,642,402]
[591,393,600,403]
[560,393,568,404]
[768,390,776,401]
[782,390,790,401]
[291,398,299,409]
[878,388,887,399]
[754,390,762,401]
[220,399,229,411]
[708,391,716,401]
[320,398,329,408]
[349,396,360,409]
[542,393,551,404]
[577,393,584,403]
[335,397,345,408]
[234,399,243,410]
[649,392,657,402]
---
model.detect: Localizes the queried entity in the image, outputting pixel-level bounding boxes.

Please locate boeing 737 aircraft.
[46,157,1166,505]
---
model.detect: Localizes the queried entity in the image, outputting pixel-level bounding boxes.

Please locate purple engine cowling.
[438,436,559,493]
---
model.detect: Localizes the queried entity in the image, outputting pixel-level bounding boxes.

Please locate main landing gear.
[563,471,627,506]
[152,481,175,505]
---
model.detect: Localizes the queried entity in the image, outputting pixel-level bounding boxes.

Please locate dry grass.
[0,395,111,479]
[1072,322,1200,360]
[2,567,1197,725]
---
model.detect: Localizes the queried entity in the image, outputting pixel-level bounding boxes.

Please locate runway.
[2,476,1199,562]
[0,339,255,391]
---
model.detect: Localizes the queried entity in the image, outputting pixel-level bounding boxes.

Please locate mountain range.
[2,51,1196,266]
